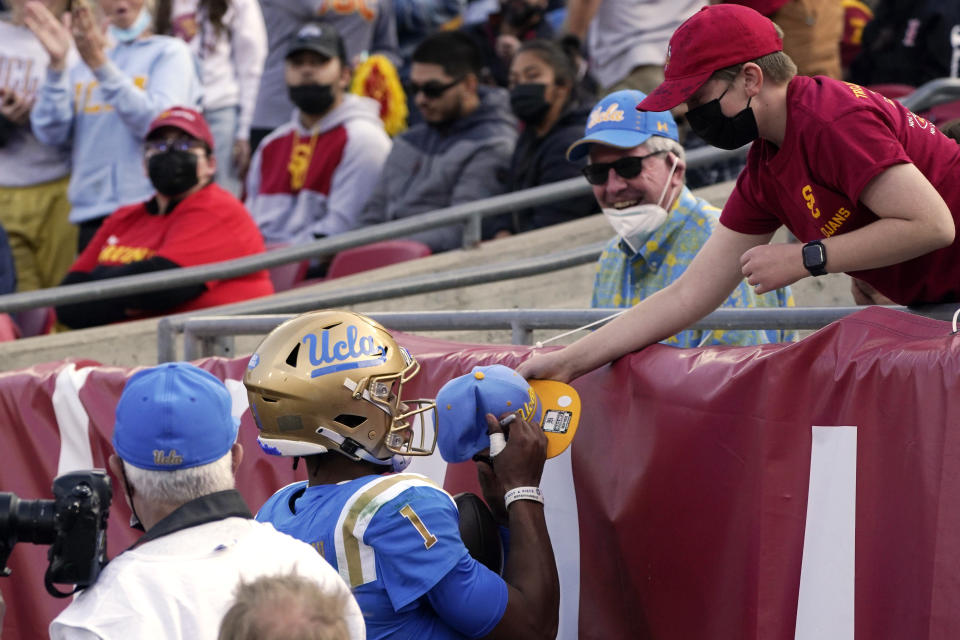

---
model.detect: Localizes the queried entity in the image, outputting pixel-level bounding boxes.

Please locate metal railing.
[162,304,960,362]
[0,145,743,315]
[4,77,960,318]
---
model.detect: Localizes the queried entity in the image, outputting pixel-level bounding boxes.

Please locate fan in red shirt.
[57,107,274,329]
[518,4,960,383]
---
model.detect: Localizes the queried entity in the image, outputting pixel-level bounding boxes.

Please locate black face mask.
[510,83,551,126]
[289,83,336,115]
[148,150,199,197]
[685,87,759,150]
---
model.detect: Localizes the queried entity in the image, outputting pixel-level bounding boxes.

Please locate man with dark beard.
[246,23,392,247]
[360,31,517,253]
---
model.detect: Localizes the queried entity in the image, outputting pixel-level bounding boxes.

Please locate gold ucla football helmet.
[243,310,437,465]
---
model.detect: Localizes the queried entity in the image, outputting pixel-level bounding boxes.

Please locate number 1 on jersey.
[399,504,437,549]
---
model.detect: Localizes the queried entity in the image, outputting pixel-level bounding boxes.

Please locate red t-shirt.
[721,75,960,305]
[72,183,274,312]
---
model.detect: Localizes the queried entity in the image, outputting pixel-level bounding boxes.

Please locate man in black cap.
[245,23,391,248]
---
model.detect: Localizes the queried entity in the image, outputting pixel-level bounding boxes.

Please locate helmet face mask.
[244,311,437,465]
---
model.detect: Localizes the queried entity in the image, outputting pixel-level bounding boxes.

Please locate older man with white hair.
[49,362,365,640]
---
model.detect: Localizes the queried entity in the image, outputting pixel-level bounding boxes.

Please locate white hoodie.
[245,93,392,245]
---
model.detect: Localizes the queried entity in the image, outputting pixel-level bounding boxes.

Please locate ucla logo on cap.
[153,449,184,466]
[588,102,625,130]
[302,324,387,378]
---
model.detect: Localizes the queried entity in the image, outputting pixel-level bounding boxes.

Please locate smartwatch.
[802,240,827,276]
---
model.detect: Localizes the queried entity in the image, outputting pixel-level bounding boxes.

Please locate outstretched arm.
[518,224,773,382]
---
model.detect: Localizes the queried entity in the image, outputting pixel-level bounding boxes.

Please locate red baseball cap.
[146,106,215,151]
[637,4,783,112]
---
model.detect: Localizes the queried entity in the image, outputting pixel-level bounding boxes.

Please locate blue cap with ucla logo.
[436,364,580,463]
[113,362,240,471]
[566,89,679,161]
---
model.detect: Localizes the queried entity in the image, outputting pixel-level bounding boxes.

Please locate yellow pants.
[0,175,76,291]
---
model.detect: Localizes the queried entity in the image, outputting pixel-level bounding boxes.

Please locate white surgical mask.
[109,7,152,43]
[601,154,680,254]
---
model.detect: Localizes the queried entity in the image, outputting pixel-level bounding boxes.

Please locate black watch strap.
[802,240,827,277]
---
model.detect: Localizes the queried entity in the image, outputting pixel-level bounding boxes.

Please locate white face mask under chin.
[601,154,680,254]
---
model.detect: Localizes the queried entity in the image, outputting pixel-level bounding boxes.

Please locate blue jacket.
[31,36,202,224]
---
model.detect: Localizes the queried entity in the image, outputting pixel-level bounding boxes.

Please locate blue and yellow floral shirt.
[591,186,797,347]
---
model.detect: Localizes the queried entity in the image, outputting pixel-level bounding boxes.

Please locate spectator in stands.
[154,0,268,194]
[0,0,77,292]
[245,23,391,247]
[26,0,201,253]
[49,362,364,639]
[571,90,795,347]
[564,0,704,95]
[464,0,554,88]
[720,1,845,79]
[360,31,516,252]
[850,0,960,88]
[250,0,399,151]
[218,572,354,640]
[55,108,273,329]
[246,310,559,640]
[519,4,960,383]
[485,39,596,239]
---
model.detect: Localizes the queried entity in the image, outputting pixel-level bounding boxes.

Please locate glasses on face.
[582,150,667,185]
[407,76,463,99]
[144,139,205,155]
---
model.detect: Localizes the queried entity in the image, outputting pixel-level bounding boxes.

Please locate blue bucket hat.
[566,90,679,161]
[436,364,580,463]
[113,362,240,471]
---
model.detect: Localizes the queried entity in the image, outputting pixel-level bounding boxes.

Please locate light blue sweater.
[31,35,202,224]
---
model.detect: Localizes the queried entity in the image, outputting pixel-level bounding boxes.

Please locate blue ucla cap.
[436,364,580,463]
[113,362,240,471]
[566,90,679,161]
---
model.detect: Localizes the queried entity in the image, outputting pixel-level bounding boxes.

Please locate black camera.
[0,470,112,598]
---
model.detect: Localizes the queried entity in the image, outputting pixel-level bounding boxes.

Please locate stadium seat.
[264,244,311,293]
[12,307,55,338]
[0,313,19,342]
[325,240,432,280]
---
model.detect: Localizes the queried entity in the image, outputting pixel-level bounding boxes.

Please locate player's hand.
[23,1,73,71]
[486,411,546,492]
[474,451,508,526]
[740,242,808,295]
[516,348,574,384]
[0,90,34,126]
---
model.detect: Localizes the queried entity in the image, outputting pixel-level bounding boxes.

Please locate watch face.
[803,243,824,267]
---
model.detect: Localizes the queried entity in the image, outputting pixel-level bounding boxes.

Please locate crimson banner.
[1,307,958,639]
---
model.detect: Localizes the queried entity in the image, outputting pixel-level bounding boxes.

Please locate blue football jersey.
[257,473,508,640]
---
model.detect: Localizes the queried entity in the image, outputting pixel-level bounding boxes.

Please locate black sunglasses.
[582,150,667,185]
[408,76,463,99]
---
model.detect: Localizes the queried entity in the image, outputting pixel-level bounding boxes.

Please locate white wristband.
[504,486,544,508]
